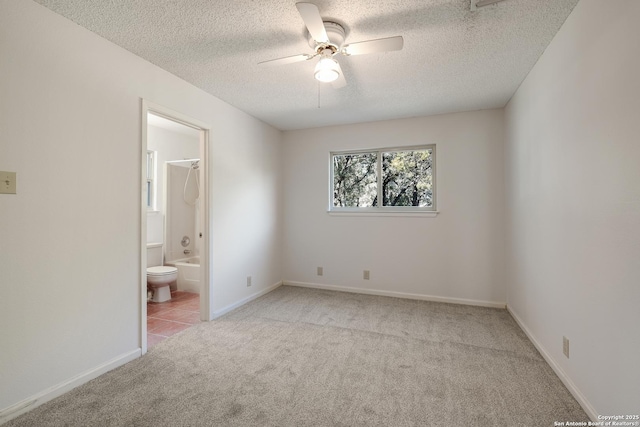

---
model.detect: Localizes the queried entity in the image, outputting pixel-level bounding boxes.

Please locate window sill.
[327,210,439,218]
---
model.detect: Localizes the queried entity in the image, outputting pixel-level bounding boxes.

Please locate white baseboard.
[212,281,282,319]
[284,281,506,309]
[506,306,598,422]
[0,348,141,425]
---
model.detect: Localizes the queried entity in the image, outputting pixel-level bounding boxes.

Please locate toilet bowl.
[147,266,178,303]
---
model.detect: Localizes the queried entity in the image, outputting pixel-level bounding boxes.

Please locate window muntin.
[331,146,435,212]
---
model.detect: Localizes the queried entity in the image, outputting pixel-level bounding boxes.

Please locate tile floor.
[147,291,200,349]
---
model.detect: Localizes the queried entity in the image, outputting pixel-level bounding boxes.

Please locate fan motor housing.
[308,21,346,53]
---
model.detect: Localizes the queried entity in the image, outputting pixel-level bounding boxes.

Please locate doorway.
[140,101,211,354]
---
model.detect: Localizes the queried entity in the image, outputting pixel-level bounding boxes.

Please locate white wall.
[0,0,282,415]
[504,0,640,416]
[210,112,283,312]
[282,110,505,306]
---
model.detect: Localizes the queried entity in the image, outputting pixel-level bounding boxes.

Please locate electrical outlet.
[317,267,323,276]
[563,336,570,358]
[246,276,252,287]
[0,171,17,194]
[363,270,370,280]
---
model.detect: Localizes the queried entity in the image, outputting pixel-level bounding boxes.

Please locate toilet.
[146,243,177,303]
[147,266,178,302]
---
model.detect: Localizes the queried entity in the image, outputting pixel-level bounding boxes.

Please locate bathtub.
[166,256,200,294]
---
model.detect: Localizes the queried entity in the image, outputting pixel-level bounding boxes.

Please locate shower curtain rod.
[165,158,200,164]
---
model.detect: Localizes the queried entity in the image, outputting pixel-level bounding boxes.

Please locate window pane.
[333,153,377,207]
[146,180,152,207]
[382,149,433,207]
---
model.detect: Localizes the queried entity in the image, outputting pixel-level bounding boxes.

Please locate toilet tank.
[147,243,164,267]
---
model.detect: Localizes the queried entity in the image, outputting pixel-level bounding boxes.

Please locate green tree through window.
[333,153,377,207]
[331,146,435,210]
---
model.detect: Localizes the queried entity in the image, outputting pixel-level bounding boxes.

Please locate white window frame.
[329,145,437,217]
[146,150,157,211]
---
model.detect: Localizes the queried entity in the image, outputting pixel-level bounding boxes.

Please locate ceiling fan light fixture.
[314,57,340,83]
[259,2,404,88]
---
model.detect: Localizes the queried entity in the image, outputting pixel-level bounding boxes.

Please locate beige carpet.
[6,286,588,426]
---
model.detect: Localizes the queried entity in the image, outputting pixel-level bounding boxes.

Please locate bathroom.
[145,112,202,346]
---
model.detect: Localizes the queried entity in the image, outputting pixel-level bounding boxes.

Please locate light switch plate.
[0,171,16,194]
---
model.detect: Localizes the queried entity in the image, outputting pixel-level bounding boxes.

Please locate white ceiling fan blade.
[332,61,347,89]
[258,53,314,66]
[296,2,329,44]
[342,36,404,56]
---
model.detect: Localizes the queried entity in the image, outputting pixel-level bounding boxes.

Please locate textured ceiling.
[34,0,579,130]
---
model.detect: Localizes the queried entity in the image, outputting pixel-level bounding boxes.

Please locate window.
[330,145,435,213]
[146,150,157,210]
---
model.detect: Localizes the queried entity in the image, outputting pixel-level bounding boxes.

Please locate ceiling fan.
[258,2,404,88]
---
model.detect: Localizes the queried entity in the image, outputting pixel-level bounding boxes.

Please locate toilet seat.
[147,266,178,276]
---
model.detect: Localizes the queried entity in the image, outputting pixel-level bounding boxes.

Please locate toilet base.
[150,285,171,303]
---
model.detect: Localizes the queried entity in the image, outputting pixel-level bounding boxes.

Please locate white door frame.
[140,100,212,355]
